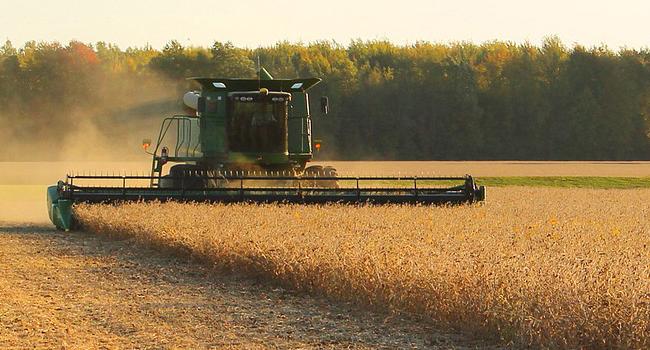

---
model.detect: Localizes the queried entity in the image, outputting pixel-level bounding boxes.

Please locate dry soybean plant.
[75,188,650,349]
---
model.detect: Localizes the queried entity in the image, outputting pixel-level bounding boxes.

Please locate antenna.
[257,53,261,89]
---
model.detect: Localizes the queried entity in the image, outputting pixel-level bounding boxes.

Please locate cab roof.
[188,77,322,93]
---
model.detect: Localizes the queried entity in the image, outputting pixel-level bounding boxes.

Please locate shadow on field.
[0,223,54,234]
[0,224,500,349]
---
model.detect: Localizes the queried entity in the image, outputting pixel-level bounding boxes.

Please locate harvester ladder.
[148,115,201,188]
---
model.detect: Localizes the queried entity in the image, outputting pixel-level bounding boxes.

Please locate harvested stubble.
[75,188,650,349]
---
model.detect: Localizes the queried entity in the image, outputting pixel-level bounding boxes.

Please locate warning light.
[142,138,152,151]
[314,139,323,153]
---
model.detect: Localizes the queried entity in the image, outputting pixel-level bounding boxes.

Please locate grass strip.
[477,176,650,188]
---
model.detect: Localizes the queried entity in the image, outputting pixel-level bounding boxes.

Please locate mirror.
[320,96,329,115]
[197,97,206,113]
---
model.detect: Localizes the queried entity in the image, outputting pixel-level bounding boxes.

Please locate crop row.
[75,188,650,349]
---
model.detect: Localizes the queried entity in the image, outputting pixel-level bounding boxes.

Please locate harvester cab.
[47,68,485,231]
[145,68,323,186]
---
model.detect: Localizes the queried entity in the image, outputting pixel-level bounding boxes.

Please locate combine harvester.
[47,69,485,230]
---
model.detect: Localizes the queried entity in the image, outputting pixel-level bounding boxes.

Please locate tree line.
[1,38,649,160]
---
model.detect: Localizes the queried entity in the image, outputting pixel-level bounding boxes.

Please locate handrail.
[149,115,201,186]
[67,174,471,181]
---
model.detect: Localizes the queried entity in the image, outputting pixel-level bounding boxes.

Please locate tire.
[323,166,339,188]
[302,165,338,188]
[169,164,206,189]
[303,165,324,177]
[323,166,337,177]
[159,175,174,189]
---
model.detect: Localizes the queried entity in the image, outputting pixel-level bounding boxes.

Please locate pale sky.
[1,0,648,49]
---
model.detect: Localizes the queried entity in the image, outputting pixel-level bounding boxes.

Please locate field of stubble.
[76,187,650,349]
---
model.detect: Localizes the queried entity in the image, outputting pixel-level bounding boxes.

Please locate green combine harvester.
[47,68,485,230]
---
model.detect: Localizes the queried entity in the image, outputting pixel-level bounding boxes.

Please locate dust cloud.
[0,73,186,223]
[0,73,188,162]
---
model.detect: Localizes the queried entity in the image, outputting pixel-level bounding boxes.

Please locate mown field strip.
[76,188,650,349]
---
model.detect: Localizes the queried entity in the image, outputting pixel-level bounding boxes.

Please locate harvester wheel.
[302,165,323,188]
[323,166,340,188]
[167,164,207,189]
[159,175,174,189]
[303,165,324,176]
[302,165,339,188]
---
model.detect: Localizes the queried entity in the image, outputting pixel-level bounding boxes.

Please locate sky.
[0,0,648,50]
